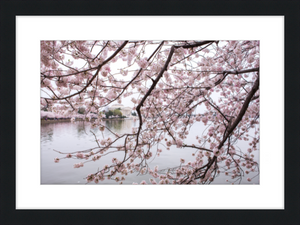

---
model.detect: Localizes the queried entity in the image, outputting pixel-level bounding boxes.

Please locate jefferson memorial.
[108,104,132,117]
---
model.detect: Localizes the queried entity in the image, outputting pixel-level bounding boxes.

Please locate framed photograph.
[1,0,299,224]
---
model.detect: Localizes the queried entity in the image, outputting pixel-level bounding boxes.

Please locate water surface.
[41,119,259,184]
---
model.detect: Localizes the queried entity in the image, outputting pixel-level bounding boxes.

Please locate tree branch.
[135,45,175,151]
[44,41,128,101]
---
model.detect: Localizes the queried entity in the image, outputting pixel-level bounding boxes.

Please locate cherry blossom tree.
[41,40,259,184]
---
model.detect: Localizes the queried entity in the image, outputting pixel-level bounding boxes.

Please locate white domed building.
[108,104,132,117]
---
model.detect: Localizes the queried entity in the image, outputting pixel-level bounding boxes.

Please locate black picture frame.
[1,0,299,224]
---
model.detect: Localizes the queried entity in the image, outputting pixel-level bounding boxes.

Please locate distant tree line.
[104,108,123,118]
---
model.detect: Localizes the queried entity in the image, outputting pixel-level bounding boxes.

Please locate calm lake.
[41,119,259,185]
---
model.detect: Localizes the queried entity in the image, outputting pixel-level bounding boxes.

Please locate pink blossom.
[176,139,183,147]
[213,148,221,157]
[202,117,208,124]
[102,64,111,72]
[131,98,137,104]
[112,158,118,163]
[149,178,157,184]
[74,162,84,168]
[86,174,94,183]
[137,58,148,68]
[100,139,105,146]
[99,125,105,132]
[76,153,84,159]
[166,140,172,147]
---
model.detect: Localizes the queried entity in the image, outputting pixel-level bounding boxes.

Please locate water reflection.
[41,119,259,185]
[76,122,89,136]
[40,123,54,141]
[105,119,133,134]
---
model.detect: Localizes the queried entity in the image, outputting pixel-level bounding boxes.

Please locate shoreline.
[41,117,136,124]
